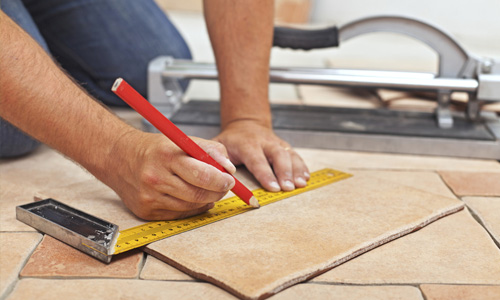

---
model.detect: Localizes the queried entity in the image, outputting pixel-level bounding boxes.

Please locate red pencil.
[111,78,259,208]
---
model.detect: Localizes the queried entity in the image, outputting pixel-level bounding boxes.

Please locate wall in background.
[310,0,500,46]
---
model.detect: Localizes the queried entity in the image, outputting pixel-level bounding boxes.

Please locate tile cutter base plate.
[144,100,500,159]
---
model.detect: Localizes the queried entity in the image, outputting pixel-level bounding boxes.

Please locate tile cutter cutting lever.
[149,15,498,128]
[147,15,500,160]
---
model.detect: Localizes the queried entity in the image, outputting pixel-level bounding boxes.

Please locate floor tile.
[0,146,93,190]
[0,232,42,299]
[298,85,381,108]
[145,173,463,300]
[311,210,500,284]
[268,284,423,300]
[420,284,500,300]
[353,170,456,199]
[20,235,143,279]
[0,147,94,231]
[0,181,37,232]
[7,279,237,300]
[295,148,500,172]
[464,197,500,244]
[140,255,195,281]
[439,171,500,196]
[35,179,146,230]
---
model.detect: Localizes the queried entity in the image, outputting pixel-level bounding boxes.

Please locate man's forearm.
[203,0,274,129]
[0,11,133,178]
[0,11,245,221]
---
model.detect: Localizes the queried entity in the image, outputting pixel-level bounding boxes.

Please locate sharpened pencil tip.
[249,196,260,208]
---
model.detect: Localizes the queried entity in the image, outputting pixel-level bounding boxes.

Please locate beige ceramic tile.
[420,284,500,300]
[298,85,381,108]
[377,89,437,112]
[0,232,42,299]
[20,235,143,279]
[145,173,463,300]
[353,170,456,199]
[140,255,195,281]
[464,197,500,244]
[35,179,146,230]
[0,181,37,232]
[268,284,423,300]
[7,279,236,300]
[439,171,500,196]
[294,148,500,172]
[312,210,500,284]
[0,145,93,190]
[484,102,500,112]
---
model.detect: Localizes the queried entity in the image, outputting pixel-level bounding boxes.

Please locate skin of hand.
[105,130,237,220]
[203,0,310,191]
[0,11,235,220]
[214,120,309,192]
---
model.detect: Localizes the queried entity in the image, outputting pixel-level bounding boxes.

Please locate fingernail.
[282,180,295,191]
[295,177,307,187]
[268,181,281,192]
[304,171,310,179]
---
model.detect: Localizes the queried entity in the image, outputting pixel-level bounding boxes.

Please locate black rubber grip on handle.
[273,26,339,50]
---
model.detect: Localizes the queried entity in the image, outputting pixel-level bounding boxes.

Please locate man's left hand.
[214,120,310,192]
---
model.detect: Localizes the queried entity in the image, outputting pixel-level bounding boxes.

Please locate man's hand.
[105,130,236,220]
[214,120,310,192]
[203,0,310,192]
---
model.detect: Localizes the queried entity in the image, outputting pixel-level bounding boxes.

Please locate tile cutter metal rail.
[146,15,500,159]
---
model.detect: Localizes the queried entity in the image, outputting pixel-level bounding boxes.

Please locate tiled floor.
[2,8,500,300]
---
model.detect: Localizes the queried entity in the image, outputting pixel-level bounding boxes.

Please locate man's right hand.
[105,130,236,220]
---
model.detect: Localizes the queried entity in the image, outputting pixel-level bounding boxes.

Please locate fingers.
[194,138,236,174]
[213,123,311,193]
[265,144,310,191]
[145,166,233,205]
[290,148,310,187]
[171,156,235,193]
[265,145,294,191]
[240,147,282,192]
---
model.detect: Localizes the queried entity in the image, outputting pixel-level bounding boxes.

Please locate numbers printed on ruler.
[113,168,352,255]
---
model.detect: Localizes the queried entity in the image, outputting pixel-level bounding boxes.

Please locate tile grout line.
[463,204,500,249]
[0,232,43,300]
[306,282,500,288]
[433,170,460,199]
[418,284,429,300]
[136,252,148,280]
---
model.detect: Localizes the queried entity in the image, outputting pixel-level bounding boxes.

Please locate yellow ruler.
[113,168,352,254]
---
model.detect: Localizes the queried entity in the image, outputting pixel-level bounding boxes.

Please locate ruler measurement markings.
[114,168,351,254]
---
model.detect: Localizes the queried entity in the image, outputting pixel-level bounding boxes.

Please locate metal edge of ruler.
[113,168,352,255]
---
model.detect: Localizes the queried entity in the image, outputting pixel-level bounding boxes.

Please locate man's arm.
[0,11,235,220]
[203,0,310,192]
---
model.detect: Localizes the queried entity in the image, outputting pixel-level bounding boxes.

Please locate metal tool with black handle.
[146,15,500,159]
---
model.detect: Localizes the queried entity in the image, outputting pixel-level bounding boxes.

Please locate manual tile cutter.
[145,15,500,159]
